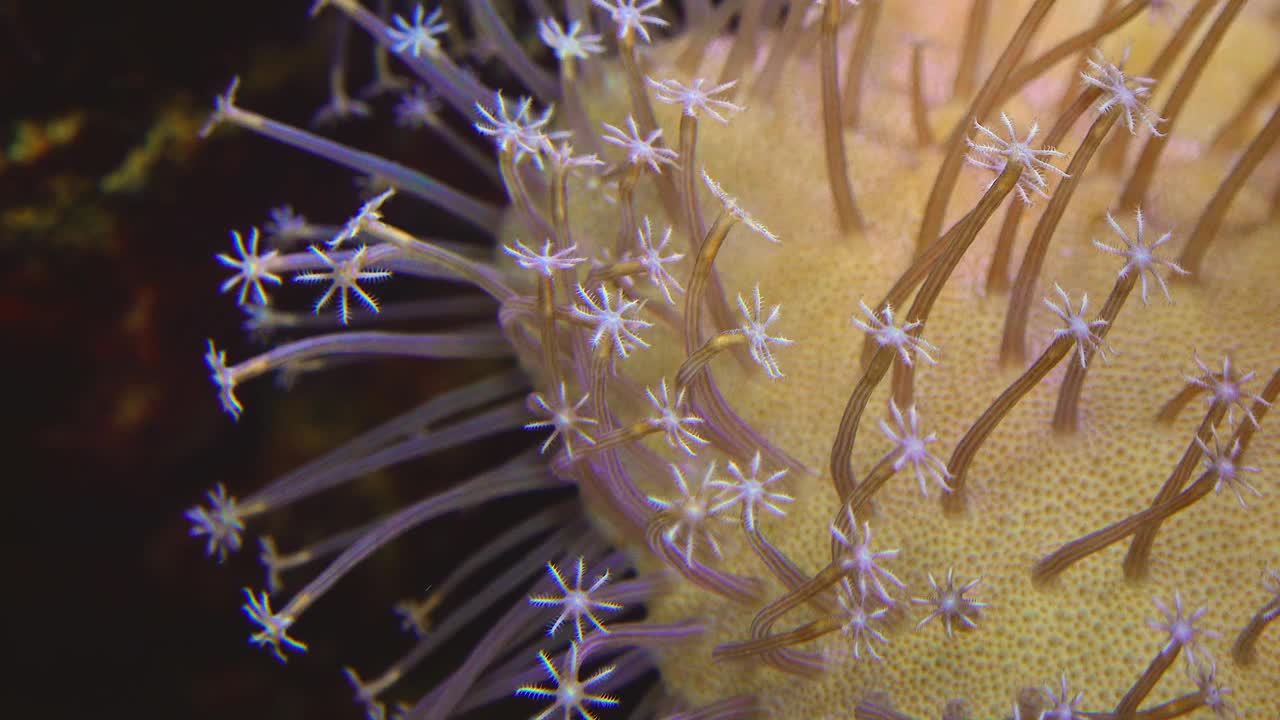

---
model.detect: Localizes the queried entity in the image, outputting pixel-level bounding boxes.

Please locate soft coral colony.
[189,0,1279,718]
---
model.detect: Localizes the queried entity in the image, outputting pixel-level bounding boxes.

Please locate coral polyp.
[192,1,1278,718]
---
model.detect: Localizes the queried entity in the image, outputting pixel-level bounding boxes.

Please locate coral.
[193,1,1279,718]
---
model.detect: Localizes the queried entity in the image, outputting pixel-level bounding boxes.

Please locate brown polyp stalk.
[1119,0,1247,209]
[684,208,736,354]
[830,345,895,501]
[499,150,555,241]
[750,562,848,639]
[712,616,841,663]
[985,201,1023,293]
[909,42,934,147]
[819,0,866,233]
[751,0,809,101]
[1052,0,1119,116]
[365,221,515,301]
[855,700,919,720]
[1128,693,1211,720]
[1031,369,1275,586]
[675,333,749,390]
[644,512,763,603]
[536,274,562,385]
[1052,269,1139,433]
[986,87,1100,295]
[894,161,1021,406]
[861,212,970,368]
[717,0,768,91]
[1232,596,1280,666]
[843,453,898,521]
[744,520,812,595]
[1154,373,1215,424]
[842,165,1017,485]
[1211,57,1280,150]
[1001,107,1120,367]
[676,0,748,74]
[997,0,1151,110]
[1032,467,1218,586]
[678,112,753,372]
[840,0,882,128]
[617,32,683,221]
[952,0,990,99]
[588,342,652,534]
[680,206,809,473]
[1102,0,1217,174]
[943,334,1073,515]
[913,0,1056,254]
[565,415,664,463]
[1115,646,1183,720]
[615,164,642,256]
[1178,104,1280,276]
[1123,401,1228,579]
[679,114,707,248]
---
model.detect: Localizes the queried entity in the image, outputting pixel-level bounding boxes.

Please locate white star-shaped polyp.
[648,77,744,123]
[634,216,684,304]
[1043,284,1111,368]
[1092,208,1187,304]
[571,284,653,359]
[851,300,939,366]
[835,578,890,661]
[537,18,604,61]
[527,557,623,640]
[1188,353,1271,429]
[503,238,586,277]
[879,400,952,496]
[601,115,679,174]
[911,568,988,638]
[1193,427,1262,508]
[966,113,1070,205]
[830,513,905,605]
[644,378,707,456]
[709,451,794,530]
[731,285,794,379]
[592,0,670,43]
[1040,675,1086,720]
[1148,592,1221,667]
[526,384,598,459]
[1080,48,1165,136]
[648,463,733,566]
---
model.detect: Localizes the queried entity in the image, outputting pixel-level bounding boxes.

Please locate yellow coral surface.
[533,1,1279,717]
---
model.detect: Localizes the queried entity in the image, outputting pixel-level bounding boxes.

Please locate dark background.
[2,1,560,717]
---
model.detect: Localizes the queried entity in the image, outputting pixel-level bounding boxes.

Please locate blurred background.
[2,1,549,717]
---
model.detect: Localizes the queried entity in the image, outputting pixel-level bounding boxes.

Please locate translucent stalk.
[467,0,557,100]
[943,334,1072,514]
[1123,402,1228,579]
[952,0,990,99]
[819,0,865,232]
[206,93,499,233]
[1115,647,1181,720]
[894,159,1021,405]
[1179,104,1280,276]
[1001,108,1120,366]
[1052,269,1139,433]
[1119,0,1247,208]
[1103,0,1217,173]
[617,32,683,221]
[841,0,882,128]
[909,41,934,146]
[1210,56,1280,149]
[913,0,1056,253]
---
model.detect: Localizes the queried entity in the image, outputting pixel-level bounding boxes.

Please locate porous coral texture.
[521,0,1279,716]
